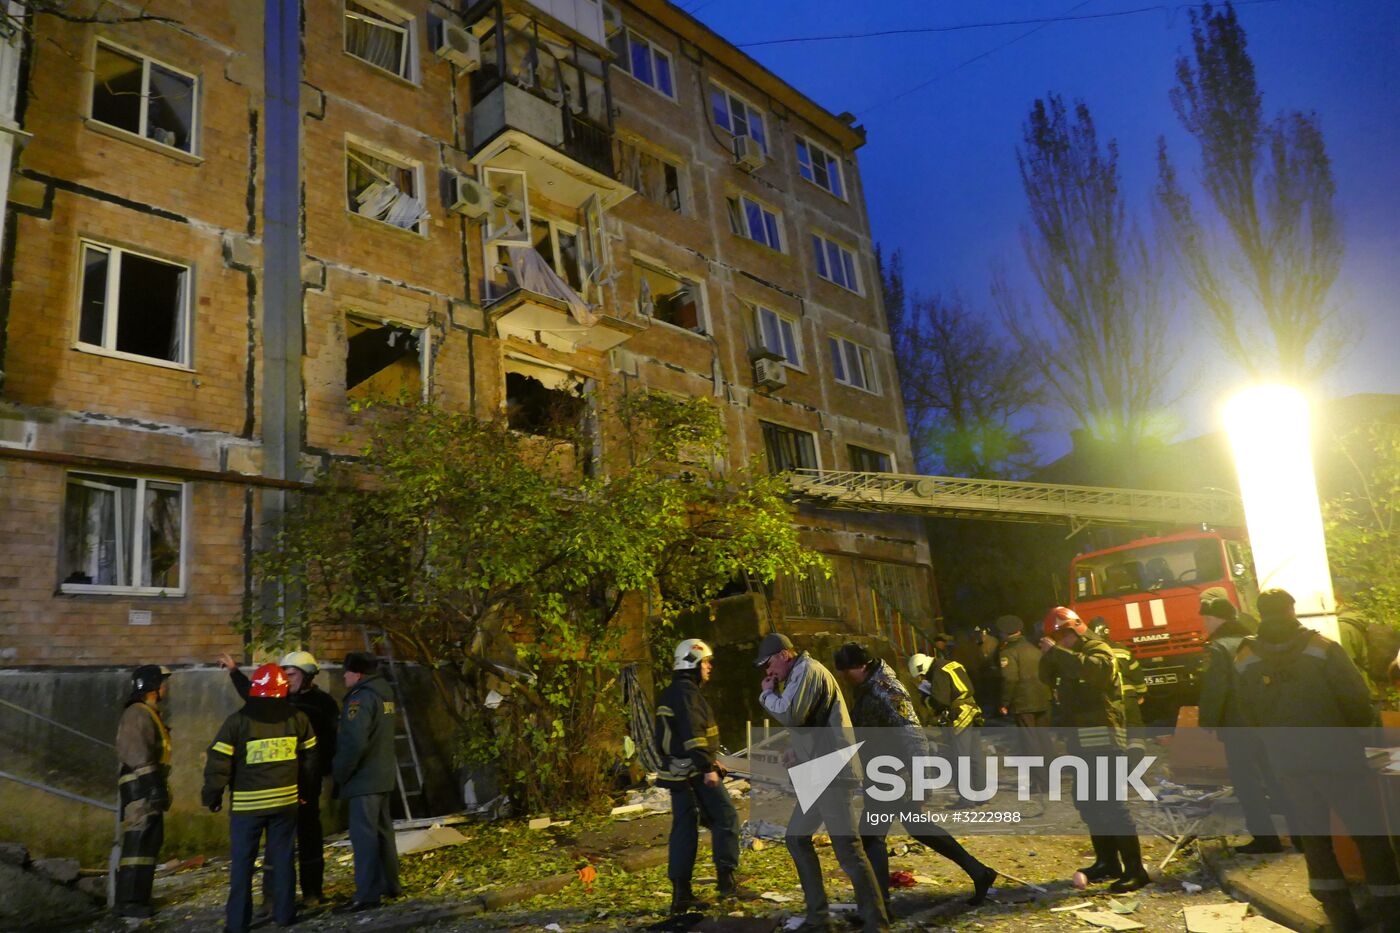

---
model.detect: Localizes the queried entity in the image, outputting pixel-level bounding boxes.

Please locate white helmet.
[278,650,320,676]
[908,653,935,678]
[673,638,714,671]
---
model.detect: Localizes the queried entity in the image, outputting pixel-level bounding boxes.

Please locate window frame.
[59,471,188,596]
[614,137,687,214]
[847,444,894,473]
[486,210,600,304]
[88,38,200,155]
[728,195,784,252]
[759,419,820,474]
[344,311,431,404]
[343,0,417,82]
[828,335,880,395]
[709,82,768,154]
[609,24,676,100]
[755,305,803,370]
[344,138,428,235]
[811,232,862,293]
[633,257,709,335]
[74,239,194,370]
[795,136,845,200]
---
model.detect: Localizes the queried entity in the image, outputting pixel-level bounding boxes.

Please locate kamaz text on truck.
[1068,529,1258,703]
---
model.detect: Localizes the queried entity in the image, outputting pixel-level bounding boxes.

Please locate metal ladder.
[359,627,427,819]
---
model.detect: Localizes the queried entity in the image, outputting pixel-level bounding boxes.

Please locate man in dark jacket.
[655,638,742,914]
[1197,595,1285,854]
[219,650,340,904]
[1088,617,1147,765]
[834,643,996,917]
[203,664,317,933]
[332,652,400,912]
[114,664,172,919]
[1233,589,1399,931]
[1039,607,1150,893]
[994,615,1055,795]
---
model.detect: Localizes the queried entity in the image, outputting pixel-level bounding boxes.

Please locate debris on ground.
[395,823,469,855]
[1183,902,1249,933]
[1071,909,1146,930]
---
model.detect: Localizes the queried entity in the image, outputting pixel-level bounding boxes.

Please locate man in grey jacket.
[756,633,889,933]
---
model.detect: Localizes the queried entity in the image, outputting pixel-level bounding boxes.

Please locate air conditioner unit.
[753,357,787,390]
[434,21,481,71]
[449,173,491,218]
[733,134,766,172]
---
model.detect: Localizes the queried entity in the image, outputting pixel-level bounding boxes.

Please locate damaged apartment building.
[0,0,934,851]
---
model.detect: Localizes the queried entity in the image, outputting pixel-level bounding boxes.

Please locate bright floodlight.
[1222,385,1337,639]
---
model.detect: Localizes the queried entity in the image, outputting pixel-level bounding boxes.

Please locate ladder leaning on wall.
[358,627,427,820]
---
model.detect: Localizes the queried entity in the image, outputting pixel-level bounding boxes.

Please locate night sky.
[685,0,1400,449]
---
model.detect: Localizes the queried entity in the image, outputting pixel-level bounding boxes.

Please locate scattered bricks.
[32,857,81,885]
[0,842,28,867]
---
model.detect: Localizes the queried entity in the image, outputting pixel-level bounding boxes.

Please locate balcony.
[487,286,646,353]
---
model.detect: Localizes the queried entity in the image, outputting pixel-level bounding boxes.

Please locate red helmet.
[1043,606,1083,638]
[249,663,289,698]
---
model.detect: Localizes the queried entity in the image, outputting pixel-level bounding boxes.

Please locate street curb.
[1199,840,1326,933]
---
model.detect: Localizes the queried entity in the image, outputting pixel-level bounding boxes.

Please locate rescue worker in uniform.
[655,638,743,914]
[202,664,317,933]
[833,643,997,917]
[994,615,1055,795]
[219,649,340,906]
[757,632,889,933]
[908,649,985,808]
[1039,607,1151,893]
[1087,617,1147,765]
[1197,594,1285,854]
[1232,589,1400,931]
[332,652,401,912]
[115,664,172,919]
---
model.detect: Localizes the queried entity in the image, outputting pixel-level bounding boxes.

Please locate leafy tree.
[1325,422,1400,631]
[239,394,823,810]
[996,95,1178,447]
[1157,1,1347,382]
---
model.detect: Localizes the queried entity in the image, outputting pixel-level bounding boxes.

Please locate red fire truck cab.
[1068,529,1257,697]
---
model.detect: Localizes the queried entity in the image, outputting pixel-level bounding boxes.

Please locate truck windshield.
[1073,538,1226,599]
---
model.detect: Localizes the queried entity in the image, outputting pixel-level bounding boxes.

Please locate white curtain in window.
[141,483,182,588]
[347,16,402,73]
[504,234,598,326]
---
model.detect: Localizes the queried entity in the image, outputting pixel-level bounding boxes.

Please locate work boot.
[968,863,998,905]
[669,884,709,914]
[1079,835,1123,883]
[1316,892,1362,933]
[716,868,756,900]
[1107,836,1152,894]
[1233,835,1283,855]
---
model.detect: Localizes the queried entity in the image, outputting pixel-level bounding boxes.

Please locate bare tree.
[996,95,1177,446]
[1157,1,1346,382]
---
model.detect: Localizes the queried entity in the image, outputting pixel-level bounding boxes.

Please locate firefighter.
[1039,607,1151,893]
[1232,589,1399,931]
[994,615,1055,795]
[833,643,997,916]
[1197,595,1286,854]
[1087,617,1147,764]
[757,632,889,933]
[655,638,743,914]
[908,647,985,808]
[332,652,401,912]
[202,664,317,933]
[114,664,172,919]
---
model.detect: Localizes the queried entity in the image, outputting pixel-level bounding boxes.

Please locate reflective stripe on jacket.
[202,697,316,813]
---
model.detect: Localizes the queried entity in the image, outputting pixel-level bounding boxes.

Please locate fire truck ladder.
[785,469,1244,533]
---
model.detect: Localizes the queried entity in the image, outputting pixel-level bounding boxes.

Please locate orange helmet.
[249,663,289,698]
[1043,606,1083,638]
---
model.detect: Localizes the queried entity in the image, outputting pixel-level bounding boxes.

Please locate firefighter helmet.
[673,638,714,671]
[908,653,935,679]
[249,663,289,698]
[1043,606,1083,638]
[278,650,320,676]
[129,664,171,699]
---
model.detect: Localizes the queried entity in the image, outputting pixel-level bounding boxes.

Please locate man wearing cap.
[1197,594,1285,854]
[994,615,1055,795]
[756,632,889,932]
[833,643,997,916]
[333,652,400,912]
[219,650,340,905]
[114,664,172,919]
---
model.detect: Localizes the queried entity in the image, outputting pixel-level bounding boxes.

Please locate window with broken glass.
[77,241,191,367]
[60,472,184,593]
[614,140,684,213]
[812,233,860,292]
[607,21,674,99]
[345,316,423,402]
[828,336,879,394]
[505,362,587,439]
[346,143,429,232]
[90,41,197,153]
[635,262,704,332]
[755,305,801,367]
[848,445,893,473]
[710,85,767,153]
[796,137,845,199]
[760,420,818,473]
[344,0,414,79]
[487,212,597,303]
[727,196,782,251]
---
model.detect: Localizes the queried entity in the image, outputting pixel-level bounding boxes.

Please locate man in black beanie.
[333,653,400,912]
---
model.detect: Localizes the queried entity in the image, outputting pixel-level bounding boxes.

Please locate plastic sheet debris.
[1071,910,1145,930]
[1105,897,1139,914]
[395,823,468,856]
[760,891,794,903]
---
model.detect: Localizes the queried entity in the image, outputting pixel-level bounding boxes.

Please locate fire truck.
[1068,529,1258,700]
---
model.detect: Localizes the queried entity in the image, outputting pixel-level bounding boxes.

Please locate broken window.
[607,17,674,99]
[635,262,704,332]
[345,316,422,402]
[796,137,845,199]
[755,305,800,366]
[78,241,190,366]
[90,41,197,152]
[504,360,587,439]
[344,0,413,78]
[829,336,879,393]
[486,209,599,307]
[848,445,893,473]
[484,166,531,245]
[728,196,782,251]
[710,84,767,153]
[346,142,429,231]
[614,140,684,213]
[61,472,184,592]
[760,420,817,473]
[812,233,860,292]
